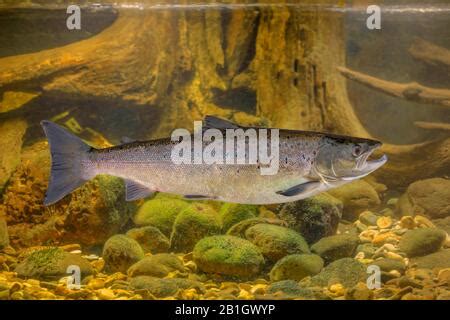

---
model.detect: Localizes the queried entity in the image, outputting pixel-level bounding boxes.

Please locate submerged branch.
[414,121,450,131]
[337,66,450,108]
[409,38,450,69]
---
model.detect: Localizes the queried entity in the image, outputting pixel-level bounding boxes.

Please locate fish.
[40,116,387,205]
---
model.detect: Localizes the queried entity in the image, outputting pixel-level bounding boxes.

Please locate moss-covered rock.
[328,180,381,221]
[127,253,185,278]
[399,228,446,257]
[244,224,309,262]
[0,219,9,249]
[102,235,145,273]
[219,203,258,232]
[311,234,359,264]
[133,198,189,237]
[126,226,170,253]
[356,243,377,259]
[278,194,342,244]
[15,247,93,280]
[193,235,264,278]
[270,254,324,281]
[170,203,221,253]
[226,217,287,238]
[308,258,367,288]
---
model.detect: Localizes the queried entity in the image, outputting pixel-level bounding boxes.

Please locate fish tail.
[41,120,94,206]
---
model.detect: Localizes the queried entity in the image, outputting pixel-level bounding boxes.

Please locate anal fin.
[276,181,321,197]
[124,179,154,201]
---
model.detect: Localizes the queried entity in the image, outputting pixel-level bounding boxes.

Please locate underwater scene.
[0,0,449,302]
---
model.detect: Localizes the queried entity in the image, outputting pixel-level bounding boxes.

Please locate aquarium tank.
[0,0,449,303]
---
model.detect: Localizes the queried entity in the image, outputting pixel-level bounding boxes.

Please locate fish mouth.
[342,145,388,181]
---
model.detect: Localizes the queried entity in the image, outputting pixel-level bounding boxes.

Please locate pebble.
[377,216,393,229]
[400,216,416,229]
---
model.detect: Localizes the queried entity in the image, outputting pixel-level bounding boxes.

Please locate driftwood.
[337,66,450,108]
[414,121,450,131]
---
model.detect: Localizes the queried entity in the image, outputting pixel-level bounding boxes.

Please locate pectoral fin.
[124,179,154,201]
[276,181,322,197]
[203,115,240,130]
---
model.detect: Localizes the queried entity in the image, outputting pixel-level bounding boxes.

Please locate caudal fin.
[41,121,92,206]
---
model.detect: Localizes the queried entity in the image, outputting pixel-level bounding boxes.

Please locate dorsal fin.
[203,116,240,130]
[124,179,154,201]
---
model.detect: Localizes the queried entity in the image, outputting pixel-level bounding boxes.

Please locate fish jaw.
[341,153,388,181]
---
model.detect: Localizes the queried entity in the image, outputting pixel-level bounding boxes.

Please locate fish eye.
[352,145,363,157]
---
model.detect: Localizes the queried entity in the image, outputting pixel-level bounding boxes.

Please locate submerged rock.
[328,180,381,221]
[126,226,170,254]
[308,258,367,288]
[278,194,342,244]
[15,247,93,280]
[219,203,258,233]
[129,276,178,298]
[102,235,144,273]
[245,224,310,262]
[127,253,184,278]
[311,234,359,264]
[267,280,314,298]
[226,217,287,238]
[397,178,450,219]
[398,228,446,257]
[410,249,450,270]
[372,258,406,273]
[193,235,264,277]
[170,203,221,253]
[0,219,9,249]
[269,254,324,281]
[133,198,189,237]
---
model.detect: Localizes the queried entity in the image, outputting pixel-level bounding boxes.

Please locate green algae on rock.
[133,198,189,237]
[126,226,170,254]
[244,224,310,262]
[127,253,185,278]
[193,235,264,278]
[226,217,287,238]
[15,247,93,280]
[398,228,446,257]
[270,254,324,282]
[170,203,221,253]
[311,234,359,264]
[278,194,342,244]
[219,203,258,233]
[102,235,144,273]
[129,276,179,298]
[307,258,367,288]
